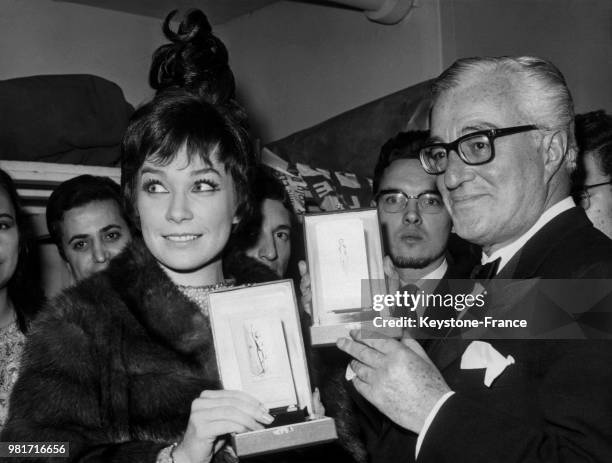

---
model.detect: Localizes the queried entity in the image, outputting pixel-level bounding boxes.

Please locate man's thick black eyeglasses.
[419,125,539,174]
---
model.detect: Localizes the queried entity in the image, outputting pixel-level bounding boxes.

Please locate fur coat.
[2,240,234,462]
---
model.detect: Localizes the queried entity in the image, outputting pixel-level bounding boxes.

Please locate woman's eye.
[0,222,13,230]
[276,231,290,242]
[72,241,88,251]
[192,179,219,193]
[143,179,168,194]
[105,231,121,242]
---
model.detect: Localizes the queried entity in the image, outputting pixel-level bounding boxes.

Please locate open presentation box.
[304,208,400,346]
[208,280,337,457]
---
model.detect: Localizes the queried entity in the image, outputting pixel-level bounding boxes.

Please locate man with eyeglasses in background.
[373,130,465,291]
[573,110,612,238]
[338,56,612,462]
[314,130,475,463]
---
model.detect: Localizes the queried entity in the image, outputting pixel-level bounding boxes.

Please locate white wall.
[439,0,612,115]
[0,0,443,142]
[217,0,443,142]
[1,0,607,142]
[0,0,159,106]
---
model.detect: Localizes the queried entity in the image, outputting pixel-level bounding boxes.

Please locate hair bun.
[164,9,213,46]
[149,9,235,107]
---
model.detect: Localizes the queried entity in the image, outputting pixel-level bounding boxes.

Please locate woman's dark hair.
[149,9,247,126]
[0,169,43,333]
[121,89,255,232]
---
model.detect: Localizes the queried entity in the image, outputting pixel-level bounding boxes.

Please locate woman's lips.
[163,234,201,242]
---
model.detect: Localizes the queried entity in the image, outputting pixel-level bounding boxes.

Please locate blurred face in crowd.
[579,153,612,239]
[136,145,238,286]
[246,198,292,277]
[0,188,19,289]
[432,75,549,254]
[60,199,131,281]
[376,158,451,274]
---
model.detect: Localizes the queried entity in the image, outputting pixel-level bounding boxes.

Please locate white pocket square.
[460,341,515,387]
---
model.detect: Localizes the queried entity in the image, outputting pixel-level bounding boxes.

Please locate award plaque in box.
[207,280,337,457]
[304,208,400,346]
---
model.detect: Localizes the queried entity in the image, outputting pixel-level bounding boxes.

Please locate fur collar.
[105,238,212,356]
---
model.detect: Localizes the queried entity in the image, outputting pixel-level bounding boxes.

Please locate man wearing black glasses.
[373,130,453,288]
[339,56,612,462]
[574,110,612,239]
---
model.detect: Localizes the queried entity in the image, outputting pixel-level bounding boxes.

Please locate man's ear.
[541,130,568,182]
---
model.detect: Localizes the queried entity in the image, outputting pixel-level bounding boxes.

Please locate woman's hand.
[298,260,312,317]
[172,390,274,463]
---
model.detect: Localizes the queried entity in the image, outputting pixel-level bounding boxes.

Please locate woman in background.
[0,169,42,428]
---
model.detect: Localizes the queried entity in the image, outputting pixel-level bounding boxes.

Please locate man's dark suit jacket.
[362,207,612,463]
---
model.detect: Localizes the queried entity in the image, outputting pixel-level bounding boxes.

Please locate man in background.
[46,175,132,282]
[244,167,294,278]
[373,130,476,289]
[573,110,612,238]
[224,166,295,283]
[311,131,475,463]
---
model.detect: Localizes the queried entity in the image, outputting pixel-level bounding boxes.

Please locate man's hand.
[337,330,450,434]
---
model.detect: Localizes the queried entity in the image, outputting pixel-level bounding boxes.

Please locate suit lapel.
[429,207,591,372]
[499,207,590,279]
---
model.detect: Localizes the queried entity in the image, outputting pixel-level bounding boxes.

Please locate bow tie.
[470,258,501,281]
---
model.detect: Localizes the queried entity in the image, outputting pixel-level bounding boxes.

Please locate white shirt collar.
[398,258,448,288]
[420,258,448,282]
[482,197,575,274]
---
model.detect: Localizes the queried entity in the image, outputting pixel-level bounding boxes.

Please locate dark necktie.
[470,258,501,281]
[391,283,419,318]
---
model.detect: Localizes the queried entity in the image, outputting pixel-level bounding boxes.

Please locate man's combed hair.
[372,130,430,195]
[46,175,128,259]
[432,56,577,172]
[121,89,256,232]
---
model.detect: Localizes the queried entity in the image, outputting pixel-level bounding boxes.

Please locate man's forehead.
[262,198,291,226]
[430,77,524,138]
[380,158,437,191]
